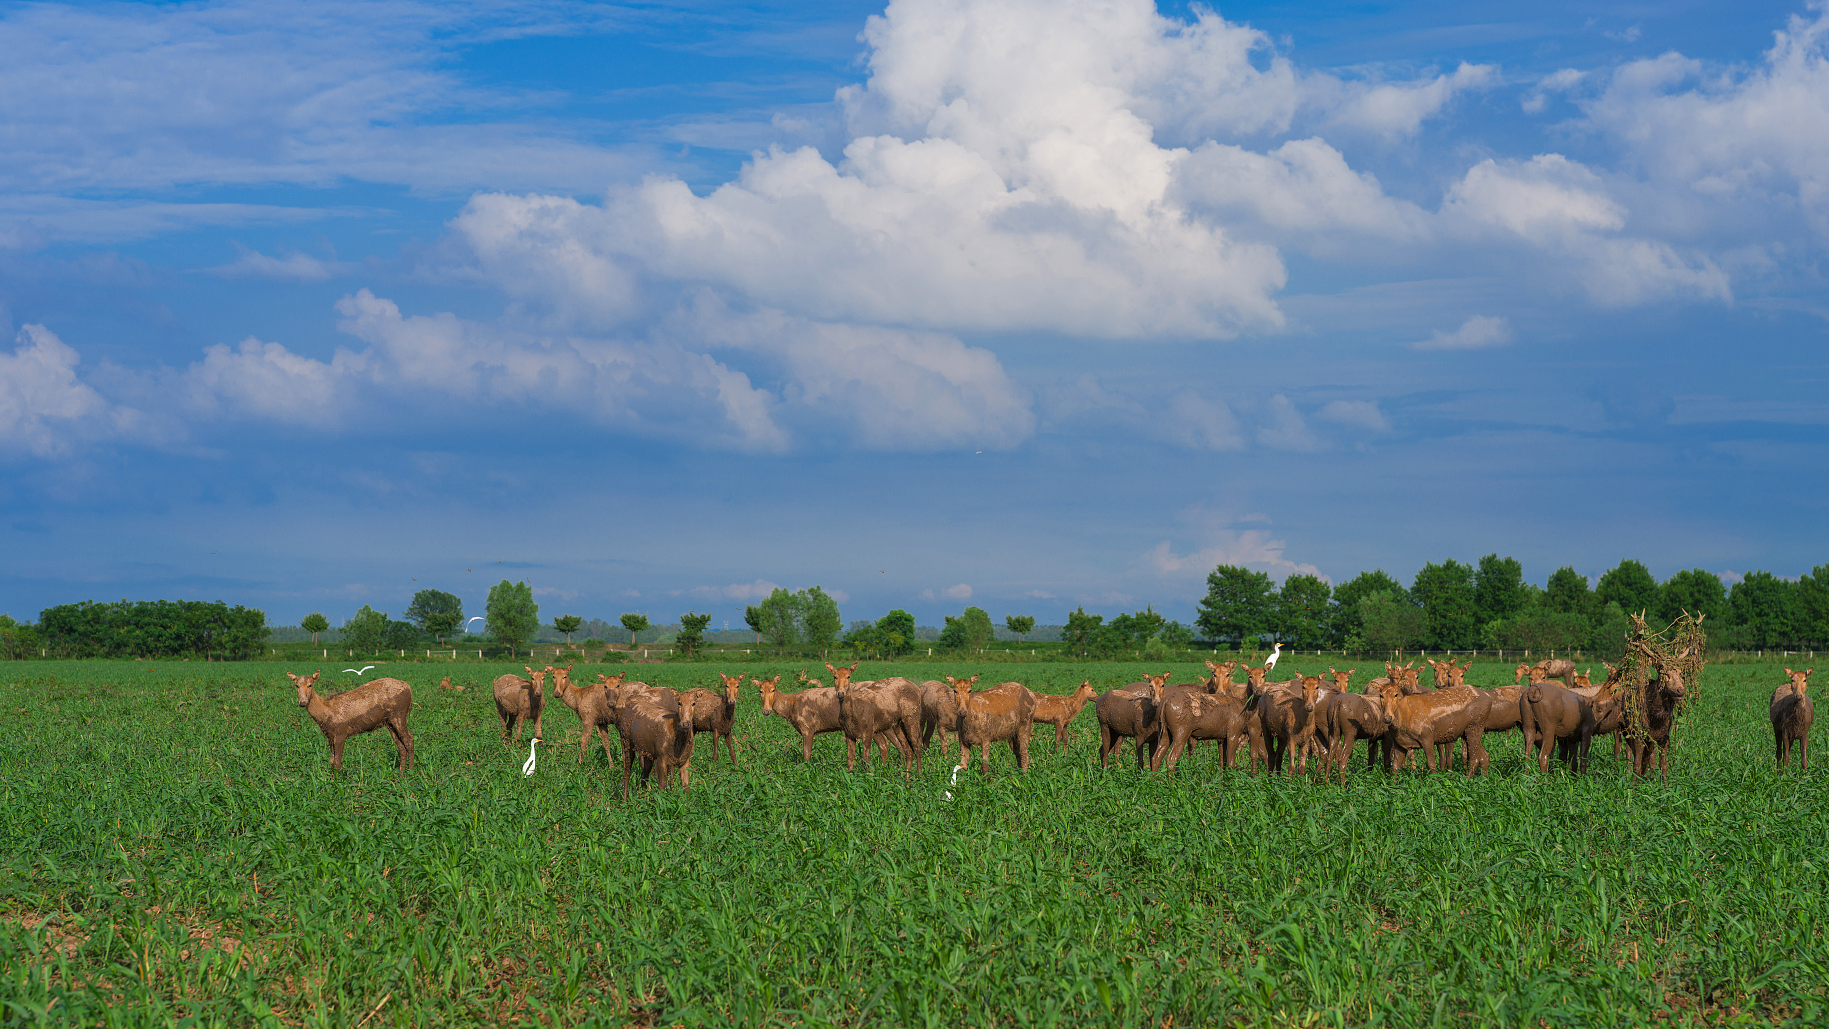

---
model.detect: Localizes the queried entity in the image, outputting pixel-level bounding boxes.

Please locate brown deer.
[552,667,624,764]
[1153,685,1258,774]
[287,671,415,772]
[949,677,1038,778]
[1095,671,1171,768]
[493,666,546,743]
[827,663,923,774]
[1623,646,1692,780]
[1251,672,1324,776]
[919,679,961,760]
[1374,675,1491,775]
[1518,680,1596,772]
[757,674,843,762]
[1314,668,1389,783]
[616,697,692,801]
[1772,667,1814,770]
[1516,657,1576,686]
[1095,673,1169,768]
[681,672,743,764]
[1031,681,1098,751]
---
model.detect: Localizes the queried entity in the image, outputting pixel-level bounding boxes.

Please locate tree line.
[17,600,270,660]
[1195,557,1829,655]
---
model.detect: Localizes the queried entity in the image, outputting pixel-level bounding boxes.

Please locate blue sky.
[3,0,1826,630]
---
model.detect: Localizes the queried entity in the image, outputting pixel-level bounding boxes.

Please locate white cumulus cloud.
[1411,315,1514,351]
[0,324,134,457]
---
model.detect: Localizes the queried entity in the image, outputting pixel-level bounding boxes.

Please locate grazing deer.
[949,677,1038,778]
[1031,681,1098,751]
[493,666,547,743]
[757,674,842,763]
[1771,667,1814,771]
[287,671,415,772]
[615,697,692,801]
[1519,680,1596,773]
[827,663,923,775]
[552,667,623,764]
[681,672,743,764]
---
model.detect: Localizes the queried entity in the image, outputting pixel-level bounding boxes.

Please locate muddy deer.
[949,677,1038,778]
[1031,681,1098,751]
[827,663,924,775]
[1095,671,1171,768]
[919,679,962,760]
[757,673,843,762]
[681,672,743,764]
[1623,646,1692,780]
[493,666,547,743]
[1772,667,1814,771]
[287,671,415,772]
[1251,672,1325,776]
[1518,680,1596,773]
[552,667,623,765]
[1095,673,1168,768]
[1314,668,1389,784]
[1153,684,1257,774]
[616,696,692,801]
[1375,675,1491,775]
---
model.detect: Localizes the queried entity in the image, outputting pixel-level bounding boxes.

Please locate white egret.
[343,665,376,676]
[466,617,485,632]
[1263,642,1284,674]
[522,737,541,777]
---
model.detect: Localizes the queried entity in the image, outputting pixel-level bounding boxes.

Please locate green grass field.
[2,658,1824,1027]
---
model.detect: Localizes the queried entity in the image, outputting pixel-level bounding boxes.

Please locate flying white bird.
[522,737,541,777]
[467,617,485,631]
[1263,642,1284,674]
[343,665,376,675]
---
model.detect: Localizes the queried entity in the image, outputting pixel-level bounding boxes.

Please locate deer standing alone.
[1771,667,1814,770]
[287,671,415,772]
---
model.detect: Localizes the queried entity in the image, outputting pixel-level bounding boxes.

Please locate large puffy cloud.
[1579,4,1829,238]
[0,325,133,458]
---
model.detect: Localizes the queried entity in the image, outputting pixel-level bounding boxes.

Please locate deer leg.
[621,743,635,802]
[801,729,815,764]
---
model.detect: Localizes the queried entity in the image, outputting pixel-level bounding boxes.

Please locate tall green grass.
[1,659,1824,1027]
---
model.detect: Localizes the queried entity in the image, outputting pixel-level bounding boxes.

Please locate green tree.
[755,588,801,654]
[404,590,463,643]
[1656,568,1727,626]
[620,612,652,646]
[743,605,764,644]
[676,611,712,656]
[939,606,994,652]
[485,580,539,658]
[1196,565,1275,647]
[1596,559,1659,615]
[1412,559,1478,650]
[343,605,389,655]
[1359,590,1426,652]
[875,609,917,656]
[798,587,842,649]
[1544,566,1596,617]
[301,612,329,643]
[0,614,41,660]
[1494,608,1590,653]
[1062,607,1105,656]
[1328,570,1406,648]
[552,614,583,645]
[1799,566,1829,646]
[1273,574,1332,648]
[1728,571,1801,649]
[1474,554,1526,625]
[1587,602,1632,657]
[1159,621,1193,647]
[1005,614,1035,643]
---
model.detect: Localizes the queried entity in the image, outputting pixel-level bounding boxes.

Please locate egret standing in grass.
[522,737,540,777]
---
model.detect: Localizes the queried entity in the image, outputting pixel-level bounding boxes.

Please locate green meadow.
[1,658,1824,1027]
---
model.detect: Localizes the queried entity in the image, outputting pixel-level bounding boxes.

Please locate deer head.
[1299,674,1322,710]
[1074,679,1097,703]
[1784,667,1812,696]
[945,674,980,707]
[286,671,321,708]
[1328,667,1356,693]
[1514,663,1530,684]
[550,665,572,697]
[754,675,782,713]
[1446,661,1468,688]
[1527,664,1550,684]
[719,672,743,702]
[825,662,858,692]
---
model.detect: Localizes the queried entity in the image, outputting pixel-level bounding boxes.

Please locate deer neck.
[303,689,336,727]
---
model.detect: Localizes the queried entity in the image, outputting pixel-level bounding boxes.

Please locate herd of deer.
[282,653,1816,793]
